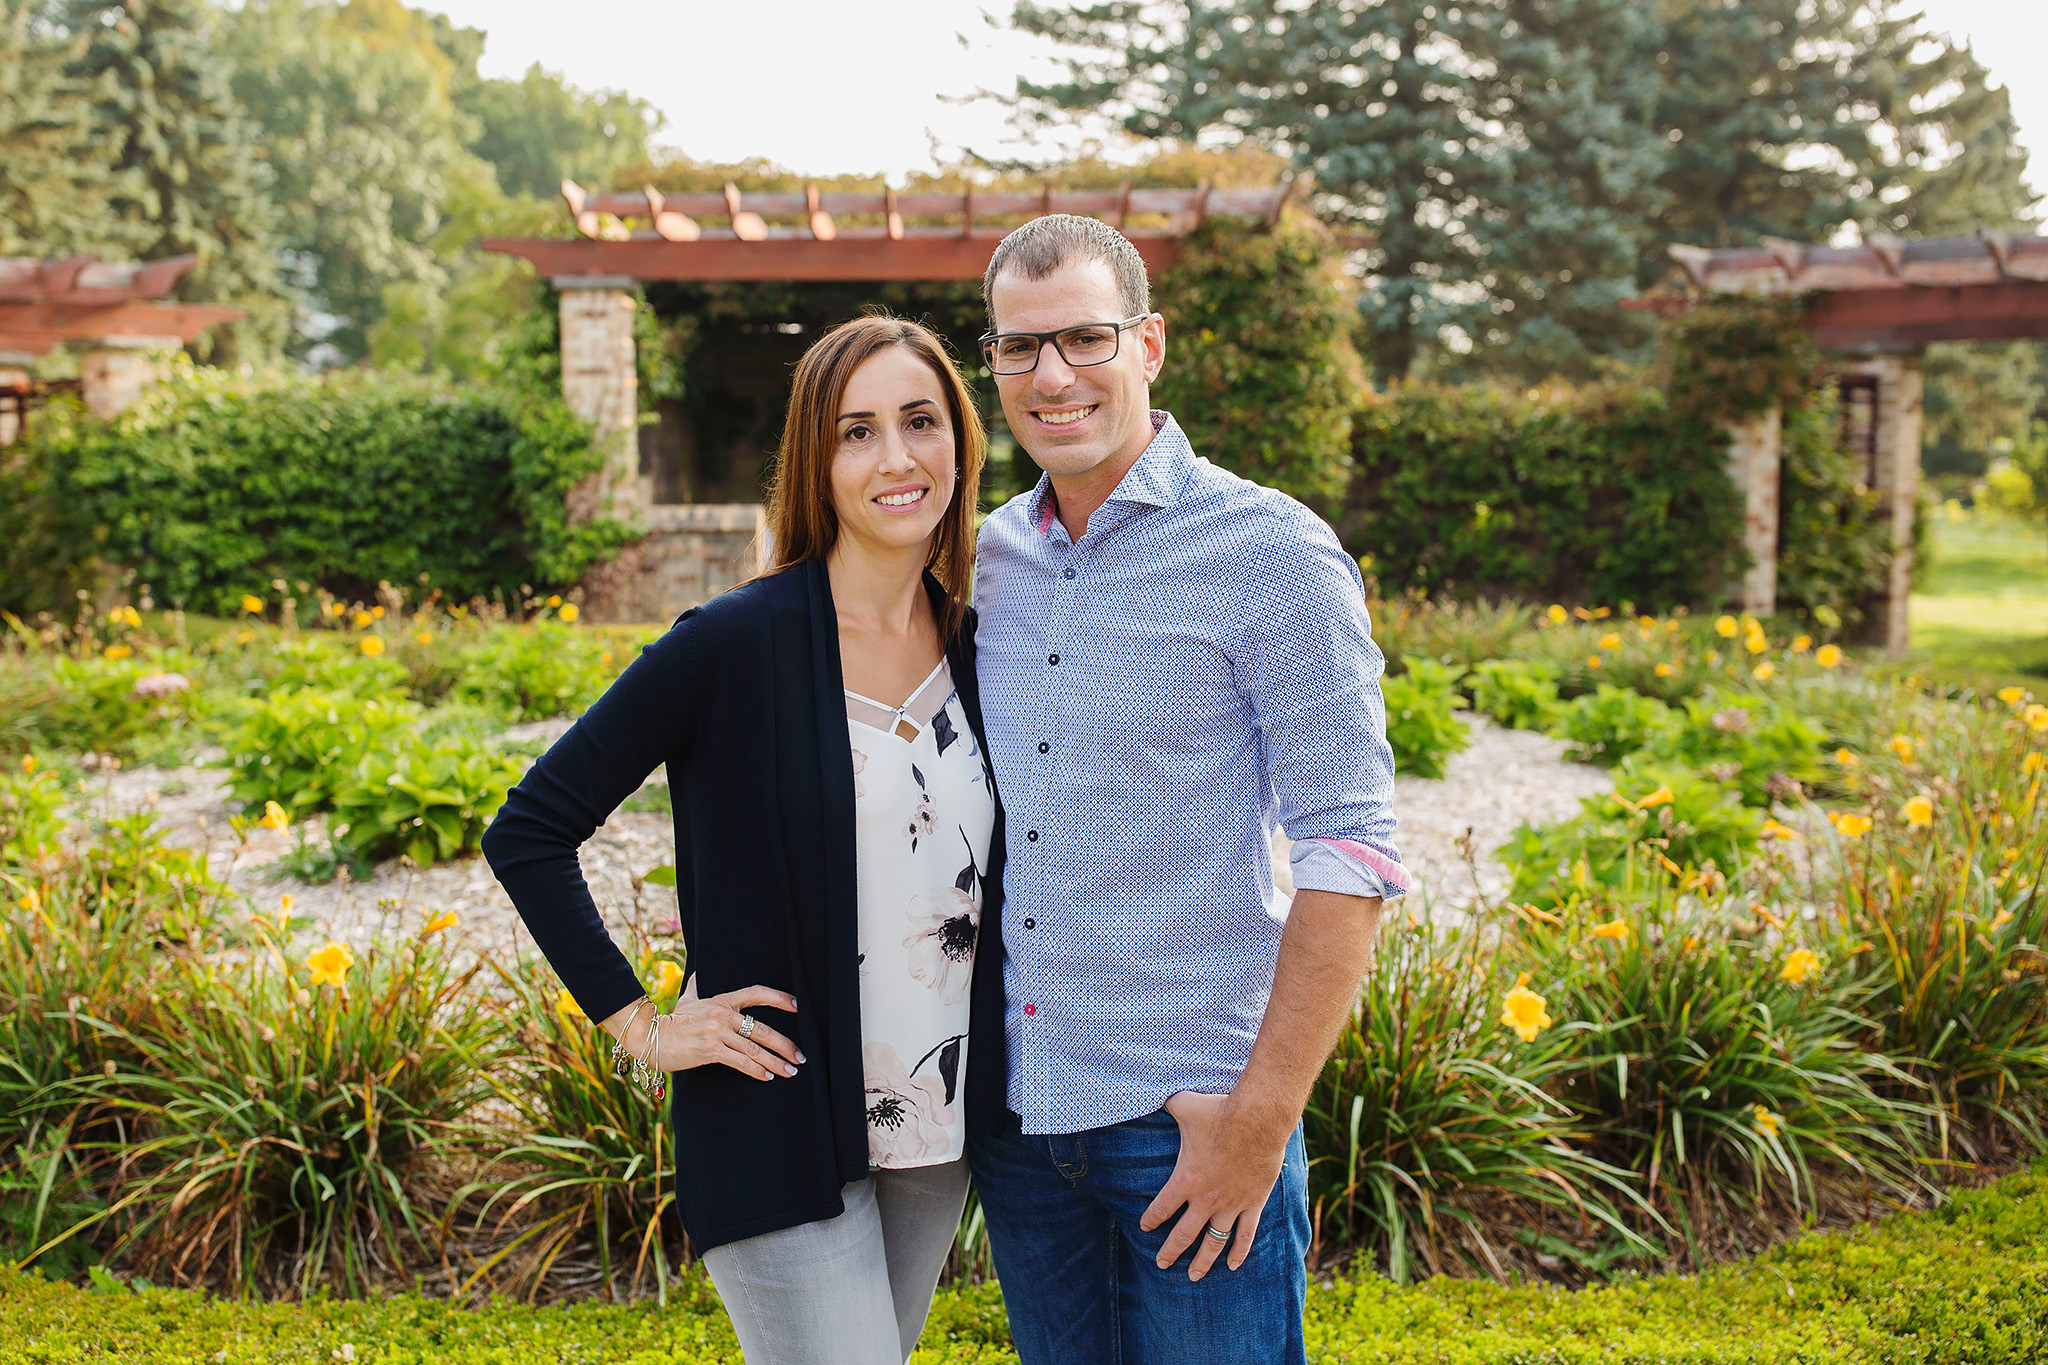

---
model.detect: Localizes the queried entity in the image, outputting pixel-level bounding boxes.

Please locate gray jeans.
[701,1159,971,1364]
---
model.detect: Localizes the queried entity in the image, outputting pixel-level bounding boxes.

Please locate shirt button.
[1048,653,1059,665]
[1037,741,1049,754]
[1023,917,1036,929]
[1023,1003,1037,1016]
[1026,830,1038,842]
[1063,566,1076,579]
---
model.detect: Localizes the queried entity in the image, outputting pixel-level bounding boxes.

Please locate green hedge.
[5,366,631,616]
[5,1162,2044,1363]
[1342,380,1743,610]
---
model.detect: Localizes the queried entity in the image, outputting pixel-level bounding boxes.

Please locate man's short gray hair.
[981,214,1151,332]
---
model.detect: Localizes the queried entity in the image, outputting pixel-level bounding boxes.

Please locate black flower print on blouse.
[905,763,936,850]
[931,706,958,756]
[902,828,981,1005]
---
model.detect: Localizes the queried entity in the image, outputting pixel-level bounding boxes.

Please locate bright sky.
[426,0,2047,202]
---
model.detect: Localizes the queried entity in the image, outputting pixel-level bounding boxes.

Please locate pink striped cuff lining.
[1310,837,1413,895]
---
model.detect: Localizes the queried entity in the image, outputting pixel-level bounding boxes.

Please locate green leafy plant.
[216,688,422,816]
[1636,690,1830,807]
[451,619,622,722]
[329,735,523,866]
[254,637,408,698]
[1500,765,1762,908]
[1466,659,1563,731]
[1382,658,1470,781]
[1551,683,1678,767]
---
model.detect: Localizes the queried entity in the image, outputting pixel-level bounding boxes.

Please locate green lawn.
[1910,507,2048,690]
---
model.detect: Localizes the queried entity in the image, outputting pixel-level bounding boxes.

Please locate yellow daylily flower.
[1599,632,1621,650]
[1890,735,1915,764]
[258,800,290,831]
[1781,949,1821,984]
[2026,704,2048,733]
[1681,935,1700,952]
[1752,1105,1784,1138]
[1901,794,1934,827]
[422,910,458,935]
[21,755,35,773]
[1815,644,1844,668]
[1614,785,1674,813]
[1546,604,1568,625]
[280,894,295,916]
[18,889,39,912]
[555,989,586,1020]
[103,644,132,660]
[352,609,372,628]
[305,941,355,987]
[1586,654,1602,668]
[114,606,141,628]
[2025,753,2045,774]
[1828,811,1872,840]
[547,594,563,608]
[1590,919,1630,943]
[1753,661,1775,681]
[1998,686,2027,706]
[1792,635,1812,653]
[240,595,264,615]
[1654,661,1676,677]
[359,637,386,657]
[1500,973,1553,1042]
[1715,615,1738,638]
[557,603,581,623]
[234,630,256,644]
[652,959,685,998]
[1744,633,1769,655]
[415,631,433,645]
[1760,818,1800,841]
[1835,748,1859,768]
[371,606,385,619]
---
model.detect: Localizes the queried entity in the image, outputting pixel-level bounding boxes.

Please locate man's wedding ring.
[1204,1223,1231,1241]
[738,1014,756,1040]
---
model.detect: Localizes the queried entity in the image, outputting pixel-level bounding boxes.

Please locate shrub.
[451,619,623,721]
[1466,659,1563,731]
[60,917,503,1297]
[1342,381,1741,610]
[16,366,632,615]
[1150,217,1364,517]
[1383,659,1470,781]
[329,735,524,867]
[28,654,204,762]
[254,637,409,698]
[1550,684,1677,767]
[216,688,422,817]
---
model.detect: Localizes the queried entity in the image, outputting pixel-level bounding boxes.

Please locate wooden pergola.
[0,254,243,439]
[1628,230,2048,653]
[483,179,1295,282]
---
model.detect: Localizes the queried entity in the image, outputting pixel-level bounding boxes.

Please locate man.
[967,214,1408,1362]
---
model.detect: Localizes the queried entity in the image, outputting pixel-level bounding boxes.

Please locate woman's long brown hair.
[766,315,986,642]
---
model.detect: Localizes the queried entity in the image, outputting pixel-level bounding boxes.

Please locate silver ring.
[737,1014,756,1040]
[1204,1223,1231,1241]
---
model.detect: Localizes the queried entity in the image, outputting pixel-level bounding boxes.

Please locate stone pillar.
[578,504,768,622]
[555,277,643,523]
[80,336,182,418]
[1833,352,1924,657]
[0,352,33,447]
[1725,405,1782,615]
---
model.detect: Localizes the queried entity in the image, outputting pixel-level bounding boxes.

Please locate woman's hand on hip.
[658,975,803,1080]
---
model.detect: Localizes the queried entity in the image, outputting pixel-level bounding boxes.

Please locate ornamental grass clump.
[56,913,504,1297]
[1303,914,1649,1282]
[1500,890,1931,1252]
[447,954,680,1303]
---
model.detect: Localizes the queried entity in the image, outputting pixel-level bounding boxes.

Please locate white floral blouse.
[847,657,993,1169]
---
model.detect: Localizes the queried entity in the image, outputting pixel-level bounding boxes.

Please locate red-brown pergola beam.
[1802,280,2048,350]
[481,234,1188,283]
[0,300,244,354]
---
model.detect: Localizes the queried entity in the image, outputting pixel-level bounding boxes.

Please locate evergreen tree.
[59,0,286,360]
[0,0,133,258]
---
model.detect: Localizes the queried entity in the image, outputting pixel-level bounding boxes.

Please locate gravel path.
[81,713,1609,964]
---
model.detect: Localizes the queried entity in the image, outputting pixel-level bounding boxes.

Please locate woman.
[482,315,1006,1363]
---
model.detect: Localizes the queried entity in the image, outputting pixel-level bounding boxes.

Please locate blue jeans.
[967,1107,1310,1364]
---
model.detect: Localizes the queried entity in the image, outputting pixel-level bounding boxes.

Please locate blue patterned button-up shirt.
[974,411,1407,1135]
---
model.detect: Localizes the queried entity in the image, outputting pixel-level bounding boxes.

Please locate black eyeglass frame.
[977,313,1153,376]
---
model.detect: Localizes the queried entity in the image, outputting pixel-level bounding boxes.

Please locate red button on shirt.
[1023,1004,1036,1016]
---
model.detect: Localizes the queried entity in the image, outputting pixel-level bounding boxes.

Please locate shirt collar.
[1030,410,1196,537]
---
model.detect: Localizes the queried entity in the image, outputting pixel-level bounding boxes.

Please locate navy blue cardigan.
[481,558,1008,1252]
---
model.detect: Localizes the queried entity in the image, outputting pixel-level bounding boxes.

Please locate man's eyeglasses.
[978,314,1150,376]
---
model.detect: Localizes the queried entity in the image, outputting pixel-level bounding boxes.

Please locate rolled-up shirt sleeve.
[1239,505,1409,901]
[481,616,701,1022]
